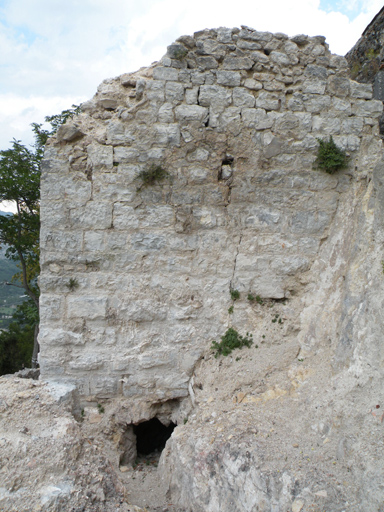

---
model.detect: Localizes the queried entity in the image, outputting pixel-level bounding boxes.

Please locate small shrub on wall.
[314,136,348,174]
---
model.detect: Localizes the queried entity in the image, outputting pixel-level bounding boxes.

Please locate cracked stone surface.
[36,25,384,511]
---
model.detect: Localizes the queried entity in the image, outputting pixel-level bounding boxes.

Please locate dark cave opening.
[133,418,176,456]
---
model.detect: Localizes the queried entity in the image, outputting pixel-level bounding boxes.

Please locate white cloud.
[0,0,382,150]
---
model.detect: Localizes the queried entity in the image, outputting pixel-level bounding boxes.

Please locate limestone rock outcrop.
[38,25,384,511]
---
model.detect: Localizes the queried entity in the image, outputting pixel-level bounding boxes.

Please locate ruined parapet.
[39,26,383,406]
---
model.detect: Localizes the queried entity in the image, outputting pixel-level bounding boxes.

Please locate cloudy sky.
[0,0,382,157]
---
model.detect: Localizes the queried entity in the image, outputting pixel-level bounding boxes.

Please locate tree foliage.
[314,136,348,174]
[0,300,36,375]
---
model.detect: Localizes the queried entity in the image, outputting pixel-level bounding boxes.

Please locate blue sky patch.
[319,0,363,21]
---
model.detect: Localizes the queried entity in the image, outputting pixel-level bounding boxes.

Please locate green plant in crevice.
[365,48,379,60]
[230,289,240,301]
[211,327,253,358]
[228,305,234,314]
[314,136,348,175]
[97,403,105,414]
[247,293,255,302]
[66,278,79,291]
[137,163,169,188]
[171,46,188,60]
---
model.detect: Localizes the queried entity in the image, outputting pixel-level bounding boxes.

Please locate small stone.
[315,490,327,497]
[292,443,299,448]
[120,466,130,473]
[292,499,304,512]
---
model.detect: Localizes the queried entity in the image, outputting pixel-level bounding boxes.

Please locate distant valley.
[0,212,25,328]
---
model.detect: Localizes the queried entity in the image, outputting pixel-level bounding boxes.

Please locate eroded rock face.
[160,155,384,511]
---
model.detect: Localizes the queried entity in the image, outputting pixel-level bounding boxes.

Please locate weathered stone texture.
[39,27,383,405]
[38,32,384,512]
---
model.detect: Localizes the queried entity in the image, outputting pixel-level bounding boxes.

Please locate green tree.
[0,300,37,374]
[0,105,80,371]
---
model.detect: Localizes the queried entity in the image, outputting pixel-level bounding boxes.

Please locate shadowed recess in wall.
[134,418,176,456]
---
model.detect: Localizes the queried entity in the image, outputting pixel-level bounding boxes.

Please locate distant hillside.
[0,212,25,328]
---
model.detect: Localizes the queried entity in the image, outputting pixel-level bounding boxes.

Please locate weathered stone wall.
[39,26,382,405]
[346,7,384,85]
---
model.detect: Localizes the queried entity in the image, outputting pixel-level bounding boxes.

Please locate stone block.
[146,81,165,101]
[107,121,136,145]
[165,81,185,102]
[188,167,210,184]
[83,230,105,251]
[217,27,233,43]
[187,147,210,161]
[153,124,181,146]
[158,102,175,123]
[312,115,341,135]
[39,295,64,323]
[249,50,269,64]
[287,92,305,111]
[242,108,274,130]
[219,107,241,129]
[56,123,84,142]
[175,104,209,124]
[131,233,167,251]
[302,79,326,94]
[87,143,113,169]
[69,355,105,371]
[270,256,310,275]
[191,71,207,85]
[304,64,328,80]
[237,39,263,51]
[274,112,302,135]
[333,134,360,151]
[222,56,253,70]
[352,99,383,117]
[153,66,179,81]
[39,327,85,346]
[332,97,352,114]
[290,211,330,235]
[233,88,255,107]
[112,204,139,231]
[196,56,219,69]
[303,94,331,113]
[135,109,157,125]
[341,117,364,134]
[217,71,241,87]
[351,81,373,99]
[256,91,280,110]
[244,79,262,91]
[185,87,199,104]
[238,29,273,43]
[327,76,350,97]
[67,296,107,320]
[373,71,384,101]
[89,376,118,396]
[250,274,285,299]
[70,202,112,229]
[199,85,232,109]
[40,203,68,227]
[98,98,118,109]
[270,51,291,67]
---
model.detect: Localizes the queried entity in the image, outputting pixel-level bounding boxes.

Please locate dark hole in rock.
[218,155,234,181]
[222,155,234,166]
[134,418,176,456]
